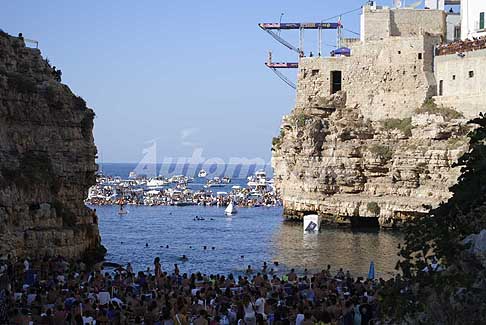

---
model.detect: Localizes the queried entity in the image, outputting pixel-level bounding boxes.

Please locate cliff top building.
[294,1,484,120]
[425,0,485,40]
[270,1,485,227]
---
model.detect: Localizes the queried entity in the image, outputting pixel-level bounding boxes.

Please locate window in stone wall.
[418,53,422,60]
[469,71,474,78]
[398,50,401,54]
[330,71,342,94]
[311,69,319,76]
[480,12,484,30]
[439,80,443,96]
[452,75,456,80]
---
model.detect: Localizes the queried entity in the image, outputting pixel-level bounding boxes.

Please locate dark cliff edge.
[0,32,104,262]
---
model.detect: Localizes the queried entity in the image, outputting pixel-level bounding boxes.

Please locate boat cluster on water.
[85,170,281,211]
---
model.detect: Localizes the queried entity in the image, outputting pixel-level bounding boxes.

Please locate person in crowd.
[2,254,388,324]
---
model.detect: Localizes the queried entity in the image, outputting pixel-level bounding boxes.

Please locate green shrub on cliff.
[367,202,381,216]
[369,144,393,161]
[416,98,464,120]
[292,113,311,128]
[382,117,413,137]
[380,113,486,323]
[272,129,286,151]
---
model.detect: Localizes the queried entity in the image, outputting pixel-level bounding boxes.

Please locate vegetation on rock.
[272,129,285,151]
[292,113,311,128]
[368,144,393,161]
[367,201,381,216]
[382,117,413,137]
[381,113,486,323]
[416,98,464,120]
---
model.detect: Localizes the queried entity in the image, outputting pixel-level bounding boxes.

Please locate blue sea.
[93,163,402,278]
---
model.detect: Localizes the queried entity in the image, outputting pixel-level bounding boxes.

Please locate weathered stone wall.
[361,6,446,41]
[296,34,441,120]
[434,48,486,118]
[0,32,103,260]
[272,91,470,228]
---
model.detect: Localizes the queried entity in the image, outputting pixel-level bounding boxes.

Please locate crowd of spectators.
[0,255,388,324]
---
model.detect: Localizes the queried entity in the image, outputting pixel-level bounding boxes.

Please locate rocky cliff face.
[0,32,103,259]
[272,91,471,228]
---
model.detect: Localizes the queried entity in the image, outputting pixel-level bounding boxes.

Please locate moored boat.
[225,201,237,216]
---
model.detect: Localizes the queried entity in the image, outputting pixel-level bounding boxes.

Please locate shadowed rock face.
[0,32,103,260]
[272,91,472,228]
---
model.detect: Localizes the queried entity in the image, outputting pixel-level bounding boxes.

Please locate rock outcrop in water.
[0,32,103,260]
[272,90,471,228]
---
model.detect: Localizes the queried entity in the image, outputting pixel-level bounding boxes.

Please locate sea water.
[94,163,402,278]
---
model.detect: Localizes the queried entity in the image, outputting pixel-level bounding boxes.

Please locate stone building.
[272,3,485,227]
[434,46,486,117]
[297,5,446,121]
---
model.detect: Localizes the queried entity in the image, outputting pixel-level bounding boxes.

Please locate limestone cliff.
[272,91,471,228]
[0,32,103,259]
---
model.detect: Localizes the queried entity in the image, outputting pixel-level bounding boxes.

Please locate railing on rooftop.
[24,38,39,49]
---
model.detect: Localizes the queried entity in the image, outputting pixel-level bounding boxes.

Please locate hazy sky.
[2,0,365,163]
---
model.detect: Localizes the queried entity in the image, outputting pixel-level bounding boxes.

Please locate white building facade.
[461,0,486,39]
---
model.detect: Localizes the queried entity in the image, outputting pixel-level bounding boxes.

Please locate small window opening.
[418,53,423,60]
[452,75,456,80]
[311,69,319,76]
[469,71,474,78]
[398,50,401,54]
[439,80,443,96]
[330,70,342,94]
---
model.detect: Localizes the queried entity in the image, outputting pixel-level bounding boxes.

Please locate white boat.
[247,170,269,189]
[222,176,231,183]
[198,169,207,178]
[146,179,168,189]
[255,170,266,180]
[225,201,237,216]
[207,177,225,187]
